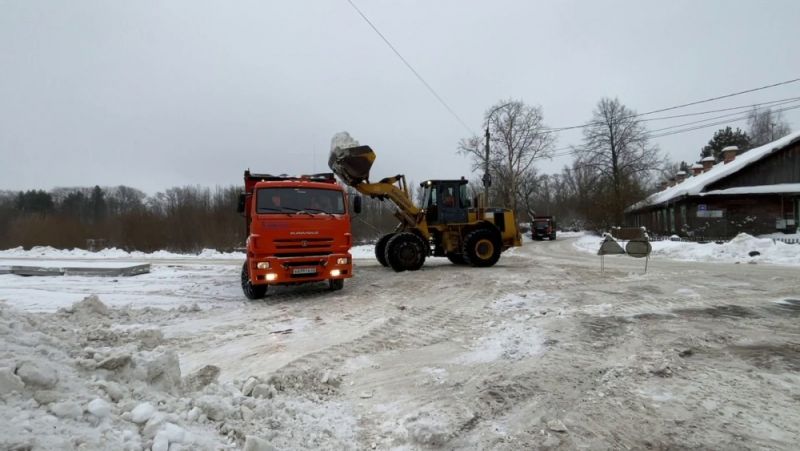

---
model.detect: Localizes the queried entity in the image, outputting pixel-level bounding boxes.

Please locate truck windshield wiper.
[304,208,335,217]
[259,207,295,216]
[280,207,314,217]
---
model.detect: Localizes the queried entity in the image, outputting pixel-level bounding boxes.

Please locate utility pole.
[482,103,511,206]
[482,126,491,204]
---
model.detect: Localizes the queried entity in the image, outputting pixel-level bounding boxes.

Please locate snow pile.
[556,230,587,238]
[385,408,452,447]
[573,233,800,266]
[0,295,358,450]
[350,244,376,260]
[329,131,359,152]
[0,246,245,260]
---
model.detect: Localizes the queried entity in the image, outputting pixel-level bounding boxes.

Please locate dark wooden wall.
[627,195,795,238]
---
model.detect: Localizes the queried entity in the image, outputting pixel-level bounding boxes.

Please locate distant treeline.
[0,185,400,252]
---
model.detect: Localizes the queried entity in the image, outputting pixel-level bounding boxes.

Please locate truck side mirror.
[353,195,362,214]
[237,193,246,214]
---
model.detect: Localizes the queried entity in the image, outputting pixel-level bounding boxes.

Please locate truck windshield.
[256,188,345,215]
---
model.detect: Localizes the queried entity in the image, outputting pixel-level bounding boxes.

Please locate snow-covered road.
[1,238,799,449]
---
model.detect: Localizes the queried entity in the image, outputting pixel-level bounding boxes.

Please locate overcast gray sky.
[2,0,799,194]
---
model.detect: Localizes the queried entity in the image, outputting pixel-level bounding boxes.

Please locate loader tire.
[446,253,466,265]
[462,229,502,268]
[241,262,267,300]
[385,232,426,272]
[375,233,395,267]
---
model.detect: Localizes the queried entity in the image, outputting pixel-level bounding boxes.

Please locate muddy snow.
[1,237,799,449]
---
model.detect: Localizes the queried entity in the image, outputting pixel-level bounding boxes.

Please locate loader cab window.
[256,188,345,215]
[442,186,456,208]
[421,184,438,224]
[459,184,470,208]
[426,181,468,224]
[421,184,437,209]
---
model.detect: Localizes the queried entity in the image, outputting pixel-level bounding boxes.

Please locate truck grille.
[273,237,334,257]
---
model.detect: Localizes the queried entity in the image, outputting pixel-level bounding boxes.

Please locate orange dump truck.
[237,171,361,299]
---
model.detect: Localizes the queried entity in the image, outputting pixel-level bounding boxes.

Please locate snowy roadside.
[0,245,383,261]
[0,295,359,451]
[0,232,587,263]
[0,246,245,260]
[573,232,800,266]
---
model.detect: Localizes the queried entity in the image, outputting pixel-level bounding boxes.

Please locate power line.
[637,77,800,117]
[647,99,800,133]
[638,96,800,123]
[540,79,800,134]
[545,101,800,159]
[344,0,475,135]
[649,103,800,139]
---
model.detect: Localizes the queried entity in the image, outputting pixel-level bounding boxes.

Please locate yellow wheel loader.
[328,144,522,272]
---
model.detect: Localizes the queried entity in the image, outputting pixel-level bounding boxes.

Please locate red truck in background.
[531,216,557,241]
[237,171,361,299]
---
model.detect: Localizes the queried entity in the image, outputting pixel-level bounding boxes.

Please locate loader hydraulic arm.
[328,143,425,230]
[353,175,421,227]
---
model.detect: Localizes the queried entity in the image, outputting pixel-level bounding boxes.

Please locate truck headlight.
[257,262,270,269]
[265,273,277,281]
[330,269,341,277]
[336,257,348,265]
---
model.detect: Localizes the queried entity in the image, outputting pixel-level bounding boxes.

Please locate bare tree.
[459,99,556,212]
[577,97,663,224]
[747,107,792,147]
[515,168,540,221]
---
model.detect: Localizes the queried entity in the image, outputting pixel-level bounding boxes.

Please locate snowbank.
[0,246,245,260]
[350,244,376,260]
[573,233,800,266]
[557,231,587,238]
[0,295,359,450]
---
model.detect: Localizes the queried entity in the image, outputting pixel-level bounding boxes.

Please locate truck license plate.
[292,267,317,275]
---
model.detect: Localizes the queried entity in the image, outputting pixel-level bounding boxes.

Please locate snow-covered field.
[2,237,800,449]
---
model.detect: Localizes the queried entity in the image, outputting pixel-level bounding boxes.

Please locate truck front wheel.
[241,262,267,300]
[328,278,344,291]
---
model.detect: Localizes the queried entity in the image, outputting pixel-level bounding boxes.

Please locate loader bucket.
[328,145,376,186]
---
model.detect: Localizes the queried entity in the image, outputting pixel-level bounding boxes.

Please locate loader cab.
[420,179,470,224]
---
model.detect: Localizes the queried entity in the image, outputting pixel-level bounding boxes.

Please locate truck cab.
[238,171,359,299]
[531,216,556,241]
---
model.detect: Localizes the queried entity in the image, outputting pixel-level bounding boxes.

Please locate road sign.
[625,239,652,258]
[598,236,625,255]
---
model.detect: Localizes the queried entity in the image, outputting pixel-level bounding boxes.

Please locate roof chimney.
[701,156,715,172]
[691,163,703,176]
[722,145,738,164]
[676,170,687,183]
